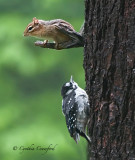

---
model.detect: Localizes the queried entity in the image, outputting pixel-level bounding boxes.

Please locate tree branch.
[34,40,84,50]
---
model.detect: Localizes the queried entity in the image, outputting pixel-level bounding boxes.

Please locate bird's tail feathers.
[76,128,91,144]
[73,133,80,144]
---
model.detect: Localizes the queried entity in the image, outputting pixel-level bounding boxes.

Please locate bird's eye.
[28,26,33,32]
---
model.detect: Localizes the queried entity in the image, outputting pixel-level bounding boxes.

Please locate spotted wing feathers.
[62,91,80,143]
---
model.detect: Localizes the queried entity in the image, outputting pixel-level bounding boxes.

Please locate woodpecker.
[61,76,91,144]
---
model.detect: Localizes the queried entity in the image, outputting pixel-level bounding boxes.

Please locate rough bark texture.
[84,0,135,159]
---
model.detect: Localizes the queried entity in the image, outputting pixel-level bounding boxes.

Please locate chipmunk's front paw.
[43,40,48,46]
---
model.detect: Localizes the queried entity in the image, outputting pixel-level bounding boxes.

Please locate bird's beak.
[70,75,74,83]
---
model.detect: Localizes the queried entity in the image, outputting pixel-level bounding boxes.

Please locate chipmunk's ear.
[33,17,39,24]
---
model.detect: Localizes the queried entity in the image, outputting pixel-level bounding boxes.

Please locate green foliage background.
[0,0,87,159]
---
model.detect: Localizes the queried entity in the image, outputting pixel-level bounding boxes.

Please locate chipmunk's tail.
[65,31,84,48]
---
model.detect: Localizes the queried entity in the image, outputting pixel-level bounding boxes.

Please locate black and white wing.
[62,91,76,115]
[62,91,80,143]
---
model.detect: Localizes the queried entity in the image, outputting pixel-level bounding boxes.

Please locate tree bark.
[84,0,135,159]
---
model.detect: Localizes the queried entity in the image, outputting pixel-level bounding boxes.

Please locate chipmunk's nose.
[23,32,27,36]
[23,30,29,36]
[23,32,28,37]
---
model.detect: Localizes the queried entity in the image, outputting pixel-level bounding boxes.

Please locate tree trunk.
[84,0,135,159]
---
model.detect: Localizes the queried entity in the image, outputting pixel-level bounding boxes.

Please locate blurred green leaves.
[0,0,87,160]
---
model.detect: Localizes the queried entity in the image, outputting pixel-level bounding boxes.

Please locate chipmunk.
[23,17,84,50]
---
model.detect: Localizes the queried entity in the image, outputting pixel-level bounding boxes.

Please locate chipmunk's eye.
[28,26,33,32]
